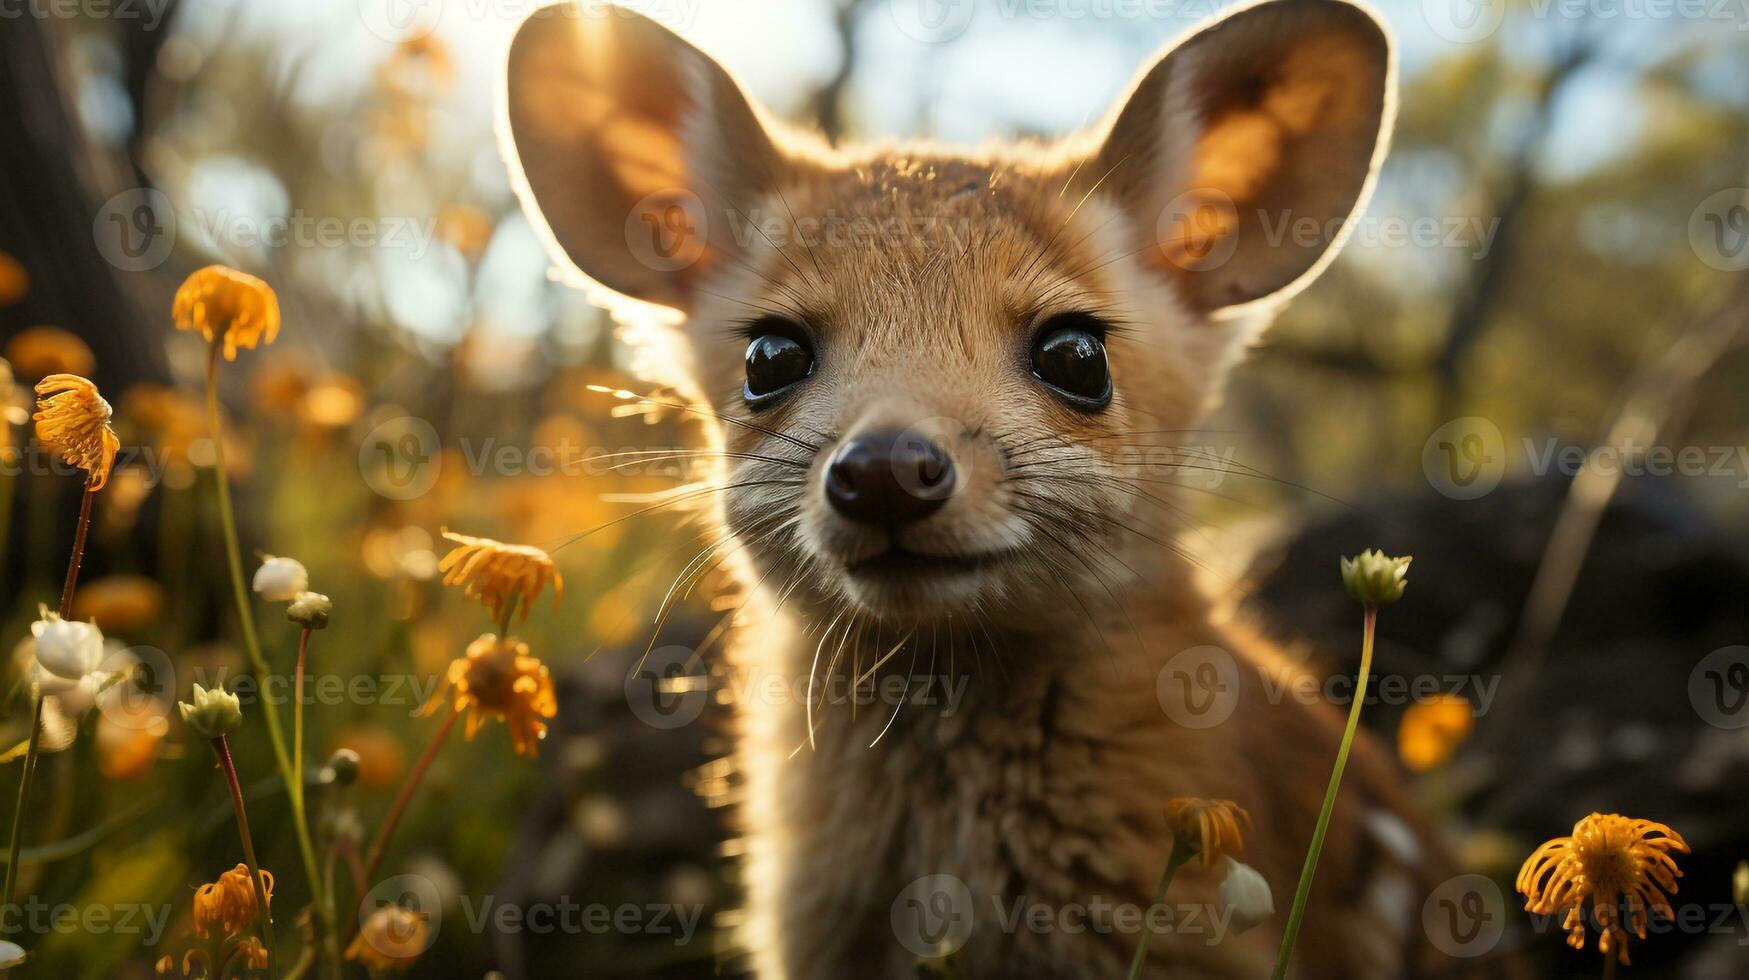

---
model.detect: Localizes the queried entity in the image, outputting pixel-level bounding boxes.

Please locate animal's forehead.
[752,156,1095,332]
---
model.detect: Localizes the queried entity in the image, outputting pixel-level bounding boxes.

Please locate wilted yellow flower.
[425,634,557,757]
[345,904,431,972]
[33,373,119,490]
[233,937,268,971]
[193,864,273,939]
[438,529,563,624]
[1397,694,1474,772]
[0,251,26,307]
[1516,813,1688,964]
[173,265,280,361]
[5,325,94,378]
[1165,797,1251,869]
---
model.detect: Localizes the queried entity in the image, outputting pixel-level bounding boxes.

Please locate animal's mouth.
[843,546,1009,579]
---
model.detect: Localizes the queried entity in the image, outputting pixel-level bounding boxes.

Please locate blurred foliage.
[0,1,1744,978]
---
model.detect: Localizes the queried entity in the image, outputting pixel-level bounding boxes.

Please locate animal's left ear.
[1091,0,1394,312]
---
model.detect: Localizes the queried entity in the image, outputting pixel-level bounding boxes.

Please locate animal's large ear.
[499,3,783,314]
[1091,0,1394,312]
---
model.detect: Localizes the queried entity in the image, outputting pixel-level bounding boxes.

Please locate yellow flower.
[193,864,273,940]
[1165,797,1251,868]
[425,634,557,757]
[1516,813,1688,964]
[437,529,563,624]
[172,265,280,361]
[33,373,119,490]
[345,904,432,972]
[1397,693,1474,772]
[5,325,94,378]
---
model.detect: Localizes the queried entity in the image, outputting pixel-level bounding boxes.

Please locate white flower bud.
[1217,857,1274,936]
[30,608,103,680]
[252,555,309,602]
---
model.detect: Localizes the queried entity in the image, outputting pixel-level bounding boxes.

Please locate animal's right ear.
[499,4,782,315]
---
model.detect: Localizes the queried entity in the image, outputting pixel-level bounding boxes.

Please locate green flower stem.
[1125,837,1195,980]
[214,735,276,978]
[292,627,310,840]
[349,707,458,948]
[1271,603,1377,980]
[3,486,95,966]
[204,343,334,970]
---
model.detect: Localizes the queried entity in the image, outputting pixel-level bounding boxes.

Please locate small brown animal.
[501,1,1447,976]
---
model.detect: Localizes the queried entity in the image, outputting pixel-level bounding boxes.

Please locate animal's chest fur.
[728,604,1436,980]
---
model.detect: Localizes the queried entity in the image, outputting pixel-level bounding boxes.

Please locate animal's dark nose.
[824,429,956,526]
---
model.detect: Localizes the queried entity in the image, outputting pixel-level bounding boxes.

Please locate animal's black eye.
[743,322,815,404]
[1030,313,1111,407]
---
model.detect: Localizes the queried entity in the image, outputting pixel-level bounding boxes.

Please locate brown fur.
[499,2,1449,976]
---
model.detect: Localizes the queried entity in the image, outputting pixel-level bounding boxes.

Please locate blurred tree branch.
[811,0,875,144]
[0,11,178,388]
[1433,38,1598,418]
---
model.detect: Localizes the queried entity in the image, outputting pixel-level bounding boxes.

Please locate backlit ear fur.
[498,2,786,319]
[1091,0,1395,313]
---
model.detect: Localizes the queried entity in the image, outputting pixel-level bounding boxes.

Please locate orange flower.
[233,936,268,971]
[344,904,432,972]
[6,326,94,380]
[426,634,557,757]
[72,574,165,633]
[1165,797,1251,868]
[193,864,273,940]
[96,701,166,781]
[1397,694,1474,772]
[33,373,119,490]
[172,266,280,361]
[435,203,495,260]
[437,529,562,624]
[1516,813,1688,964]
[332,724,408,790]
[0,251,27,307]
